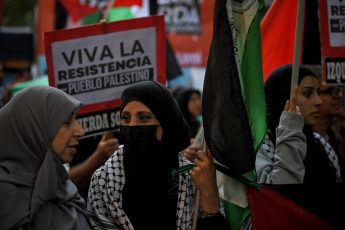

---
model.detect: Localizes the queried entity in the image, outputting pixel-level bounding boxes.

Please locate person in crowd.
[0,85,94,229]
[172,86,202,138]
[307,65,345,181]
[69,132,119,201]
[3,69,31,103]
[171,85,202,162]
[331,105,345,140]
[256,64,342,184]
[0,64,5,108]
[87,80,229,230]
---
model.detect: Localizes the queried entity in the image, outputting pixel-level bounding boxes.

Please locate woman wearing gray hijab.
[0,85,94,229]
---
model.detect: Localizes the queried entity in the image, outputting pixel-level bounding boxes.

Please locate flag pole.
[192,140,208,230]
[290,0,306,97]
[192,190,200,230]
[100,0,116,23]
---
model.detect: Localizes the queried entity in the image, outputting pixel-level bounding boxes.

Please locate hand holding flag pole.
[192,140,209,230]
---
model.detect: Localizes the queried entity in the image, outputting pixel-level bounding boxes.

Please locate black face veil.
[120,80,190,152]
[119,81,190,229]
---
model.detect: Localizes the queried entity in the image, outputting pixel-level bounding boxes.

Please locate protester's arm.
[256,86,307,184]
[190,150,219,214]
[69,132,119,190]
[190,151,230,230]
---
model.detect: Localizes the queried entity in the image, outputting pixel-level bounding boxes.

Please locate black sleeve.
[197,213,230,230]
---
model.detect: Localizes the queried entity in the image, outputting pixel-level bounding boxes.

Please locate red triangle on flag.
[59,0,99,22]
[112,0,142,7]
[247,185,336,230]
[59,0,143,22]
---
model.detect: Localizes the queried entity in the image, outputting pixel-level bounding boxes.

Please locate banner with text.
[157,0,201,34]
[319,0,345,84]
[167,0,214,67]
[44,16,166,137]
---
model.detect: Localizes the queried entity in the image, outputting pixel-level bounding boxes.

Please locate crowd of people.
[0,61,344,229]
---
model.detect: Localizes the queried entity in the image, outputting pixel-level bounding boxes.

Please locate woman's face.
[121,100,163,140]
[296,76,322,126]
[188,92,201,117]
[52,112,84,163]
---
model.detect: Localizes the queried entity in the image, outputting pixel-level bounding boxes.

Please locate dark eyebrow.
[137,111,154,116]
[121,111,153,115]
[301,86,317,90]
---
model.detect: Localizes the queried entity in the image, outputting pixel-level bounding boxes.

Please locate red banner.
[167,0,214,67]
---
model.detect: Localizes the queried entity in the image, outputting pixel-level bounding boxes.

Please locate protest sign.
[166,0,214,67]
[44,15,166,137]
[319,0,345,84]
[157,0,201,34]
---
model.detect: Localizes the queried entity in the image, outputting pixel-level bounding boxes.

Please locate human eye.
[121,114,131,124]
[139,114,152,122]
[302,91,312,98]
[64,114,74,125]
[332,88,339,96]
[137,111,155,123]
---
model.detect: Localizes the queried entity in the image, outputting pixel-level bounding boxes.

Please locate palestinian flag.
[202,0,266,178]
[59,0,143,22]
[80,0,148,25]
[202,0,266,228]
[247,184,343,229]
[261,0,321,81]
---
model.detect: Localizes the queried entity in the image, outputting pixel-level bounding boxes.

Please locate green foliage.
[2,0,36,28]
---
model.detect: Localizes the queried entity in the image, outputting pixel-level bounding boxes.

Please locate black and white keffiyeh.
[87,146,196,230]
[260,134,276,162]
[313,132,342,182]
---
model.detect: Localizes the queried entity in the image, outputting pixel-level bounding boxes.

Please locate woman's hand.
[284,85,301,115]
[181,139,201,162]
[190,150,220,213]
[94,132,119,166]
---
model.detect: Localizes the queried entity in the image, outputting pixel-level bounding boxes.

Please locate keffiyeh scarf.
[259,134,276,162]
[87,146,196,230]
[313,132,342,182]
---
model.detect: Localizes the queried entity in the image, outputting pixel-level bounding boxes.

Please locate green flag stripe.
[240,7,267,154]
[225,201,251,230]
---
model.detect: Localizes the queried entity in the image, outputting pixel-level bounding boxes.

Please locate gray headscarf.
[0,85,92,229]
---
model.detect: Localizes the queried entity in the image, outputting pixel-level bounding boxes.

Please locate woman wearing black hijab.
[171,86,203,163]
[87,81,193,229]
[87,81,230,230]
[256,64,342,184]
[173,86,202,138]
